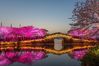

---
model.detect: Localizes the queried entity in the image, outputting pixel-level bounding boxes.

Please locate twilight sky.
[0,0,80,33]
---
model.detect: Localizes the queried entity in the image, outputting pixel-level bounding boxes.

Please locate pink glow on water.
[0,55,12,66]
[34,51,46,60]
[17,52,34,64]
[0,51,46,66]
[70,49,88,60]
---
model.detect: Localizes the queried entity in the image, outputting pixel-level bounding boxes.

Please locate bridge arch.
[45,33,73,50]
[45,33,72,40]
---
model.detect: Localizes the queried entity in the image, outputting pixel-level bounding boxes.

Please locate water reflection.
[69,49,88,60]
[0,51,46,66]
[10,54,81,66]
[0,42,94,66]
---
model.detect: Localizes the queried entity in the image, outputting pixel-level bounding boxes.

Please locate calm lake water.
[10,54,81,66]
[1,39,88,66]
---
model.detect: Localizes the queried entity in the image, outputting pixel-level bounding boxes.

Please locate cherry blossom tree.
[70,0,99,28]
[68,0,99,39]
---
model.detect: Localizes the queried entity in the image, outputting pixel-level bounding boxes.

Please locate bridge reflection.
[0,42,96,55]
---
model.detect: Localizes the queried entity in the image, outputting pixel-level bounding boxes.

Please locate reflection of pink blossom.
[34,51,46,60]
[5,52,18,59]
[0,51,46,66]
[70,50,88,60]
[0,55,12,66]
[17,52,33,64]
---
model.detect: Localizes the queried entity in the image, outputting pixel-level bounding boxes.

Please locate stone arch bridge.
[0,33,98,54]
